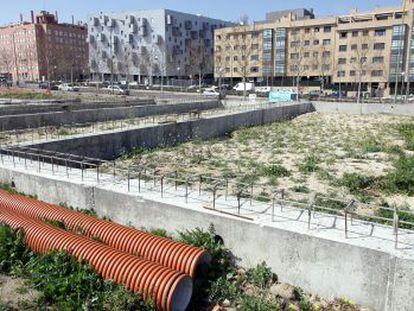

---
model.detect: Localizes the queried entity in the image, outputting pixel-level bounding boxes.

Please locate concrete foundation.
[0,160,412,311]
[312,102,414,116]
[0,100,221,130]
[28,103,313,160]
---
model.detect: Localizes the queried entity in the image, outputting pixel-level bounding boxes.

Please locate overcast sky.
[0,0,404,25]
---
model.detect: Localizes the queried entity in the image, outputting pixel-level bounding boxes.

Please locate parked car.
[58,83,80,92]
[107,85,130,95]
[255,86,272,94]
[233,82,254,92]
[203,87,226,98]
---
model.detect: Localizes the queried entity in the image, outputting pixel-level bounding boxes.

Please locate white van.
[233,82,254,92]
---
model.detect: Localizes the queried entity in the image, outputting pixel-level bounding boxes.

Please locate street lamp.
[177,66,181,92]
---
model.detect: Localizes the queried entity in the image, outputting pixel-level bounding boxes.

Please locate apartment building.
[88,9,232,83]
[0,11,88,83]
[215,0,414,96]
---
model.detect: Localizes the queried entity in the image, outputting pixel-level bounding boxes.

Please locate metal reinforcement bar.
[1,148,413,248]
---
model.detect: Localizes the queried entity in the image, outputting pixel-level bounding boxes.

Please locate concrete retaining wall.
[312,101,414,116]
[0,165,412,311]
[30,103,313,160]
[0,100,221,130]
[0,99,153,116]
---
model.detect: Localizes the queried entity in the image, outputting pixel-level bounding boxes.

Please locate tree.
[312,42,332,93]
[289,29,309,100]
[231,15,259,98]
[188,34,212,92]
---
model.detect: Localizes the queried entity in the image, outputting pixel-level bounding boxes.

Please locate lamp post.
[177,66,181,91]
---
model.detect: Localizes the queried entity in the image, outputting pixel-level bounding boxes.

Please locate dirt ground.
[115,112,414,213]
[0,274,39,310]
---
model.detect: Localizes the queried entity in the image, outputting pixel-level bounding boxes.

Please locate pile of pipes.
[0,190,211,311]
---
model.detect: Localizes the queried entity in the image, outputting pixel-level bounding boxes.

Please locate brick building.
[0,11,88,83]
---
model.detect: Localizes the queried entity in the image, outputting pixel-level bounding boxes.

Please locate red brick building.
[0,11,88,83]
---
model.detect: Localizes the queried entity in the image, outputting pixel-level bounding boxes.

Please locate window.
[351,44,357,50]
[313,51,319,58]
[361,57,368,64]
[304,52,310,58]
[352,31,359,37]
[304,40,310,46]
[252,44,259,49]
[350,70,356,76]
[314,27,320,33]
[375,29,386,36]
[339,45,347,52]
[374,43,385,50]
[290,53,299,59]
[350,57,356,63]
[305,28,310,34]
[337,71,346,77]
[324,26,332,33]
[371,70,384,77]
[323,39,331,46]
[313,39,319,45]
[373,56,384,63]
[291,41,300,47]
[250,66,259,73]
[362,43,369,50]
[233,56,238,61]
[322,51,331,58]
[340,32,347,38]
[338,58,346,65]
[363,30,369,36]
[233,67,238,72]
[251,55,259,61]
[322,64,330,71]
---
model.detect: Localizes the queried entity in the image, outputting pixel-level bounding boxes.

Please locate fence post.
[51,156,54,174]
[185,179,189,203]
[280,189,285,212]
[237,192,241,215]
[272,195,275,222]
[198,175,202,196]
[175,171,178,190]
[81,160,84,181]
[127,167,131,192]
[160,176,164,197]
[345,208,348,239]
[225,179,229,201]
[96,165,100,183]
[113,161,116,181]
[212,186,217,209]
[250,183,254,206]
[24,152,27,169]
[138,171,141,192]
[308,193,316,230]
[65,159,69,178]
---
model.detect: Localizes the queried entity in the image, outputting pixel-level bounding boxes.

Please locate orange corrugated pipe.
[0,190,210,278]
[0,210,192,311]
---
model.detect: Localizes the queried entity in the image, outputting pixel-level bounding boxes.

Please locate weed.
[298,155,320,173]
[339,173,376,195]
[398,123,414,151]
[149,228,169,238]
[291,185,310,193]
[246,262,274,289]
[382,155,414,196]
[261,164,290,178]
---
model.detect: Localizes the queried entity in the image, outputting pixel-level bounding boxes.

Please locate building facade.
[214,0,414,96]
[88,9,232,83]
[0,11,88,83]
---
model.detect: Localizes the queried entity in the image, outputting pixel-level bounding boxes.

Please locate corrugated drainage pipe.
[0,210,192,311]
[0,190,211,278]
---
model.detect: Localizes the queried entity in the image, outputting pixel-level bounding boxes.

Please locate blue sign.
[269,90,297,102]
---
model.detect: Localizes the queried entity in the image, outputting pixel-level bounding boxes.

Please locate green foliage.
[376,204,414,230]
[0,227,31,274]
[261,164,291,178]
[149,228,169,238]
[238,294,280,311]
[398,123,414,151]
[291,185,310,193]
[246,262,273,289]
[339,173,376,195]
[382,156,414,196]
[0,183,19,195]
[0,91,53,100]
[0,226,154,310]
[298,155,320,173]
[361,139,383,153]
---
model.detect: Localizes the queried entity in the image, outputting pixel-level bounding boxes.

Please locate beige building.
[214,0,414,96]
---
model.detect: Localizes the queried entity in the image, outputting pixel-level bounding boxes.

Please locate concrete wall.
[0,99,153,116]
[0,100,221,130]
[30,103,313,160]
[0,165,412,311]
[312,102,414,116]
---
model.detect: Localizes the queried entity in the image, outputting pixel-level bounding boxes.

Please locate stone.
[269,283,297,301]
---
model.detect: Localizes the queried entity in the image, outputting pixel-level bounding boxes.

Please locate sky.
[0,0,405,25]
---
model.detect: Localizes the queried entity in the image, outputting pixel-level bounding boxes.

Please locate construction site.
[0,92,413,311]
